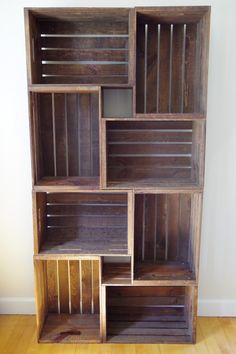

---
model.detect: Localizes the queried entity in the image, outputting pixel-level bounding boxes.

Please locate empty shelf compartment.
[106,120,204,188]
[35,258,101,343]
[35,192,129,255]
[136,7,210,114]
[26,8,130,84]
[102,256,131,285]
[134,193,201,281]
[31,91,100,188]
[102,88,133,118]
[106,286,195,343]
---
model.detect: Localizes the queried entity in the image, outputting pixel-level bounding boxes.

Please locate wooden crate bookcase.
[25,6,210,344]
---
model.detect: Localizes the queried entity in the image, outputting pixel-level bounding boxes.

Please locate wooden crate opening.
[31,91,100,188]
[106,120,204,188]
[134,193,198,281]
[27,9,130,84]
[102,256,131,285]
[136,8,209,114]
[35,192,128,255]
[106,286,195,343]
[102,88,133,118]
[35,258,100,343]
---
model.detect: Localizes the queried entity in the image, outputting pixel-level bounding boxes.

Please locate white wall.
[0,0,235,316]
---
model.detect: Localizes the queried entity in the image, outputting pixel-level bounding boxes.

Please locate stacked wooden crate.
[25,6,210,344]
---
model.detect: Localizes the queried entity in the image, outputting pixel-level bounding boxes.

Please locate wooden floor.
[0,316,235,354]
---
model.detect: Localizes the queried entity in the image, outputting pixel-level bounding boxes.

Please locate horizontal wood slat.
[40,21,128,35]
[42,49,128,62]
[40,36,129,49]
[107,121,195,185]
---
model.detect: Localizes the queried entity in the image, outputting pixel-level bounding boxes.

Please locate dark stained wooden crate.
[34,257,101,343]
[106,286,196,343]
[136,7,210,115]
[106,120,205,188]
[134,192,202,282]
[30,89,100,188]
[34,192,129,256]
[25,8,131,84]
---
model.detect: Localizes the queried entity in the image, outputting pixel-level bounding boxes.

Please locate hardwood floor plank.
[0,316,236,353]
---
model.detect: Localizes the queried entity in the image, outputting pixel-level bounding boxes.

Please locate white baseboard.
[198,299,236,317]
[0,297,236,316]
[0,297,35,314]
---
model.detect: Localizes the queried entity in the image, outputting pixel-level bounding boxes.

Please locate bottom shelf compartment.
[106,286,195,343]
[35,258,101,343]
[40,314,100,343]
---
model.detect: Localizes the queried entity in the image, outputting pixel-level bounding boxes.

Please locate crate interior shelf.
[106,120,205,188]
[25,6,210,345]
[35,192,129,255]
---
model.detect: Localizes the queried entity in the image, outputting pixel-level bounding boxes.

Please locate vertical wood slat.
[34,260,48,341]
[79,94,91,176]
[54,94,67,176]
[39,93,54,176]
[81,260,92,314]
[144,195,157,260]
[127,191,134,257]
[146,24,158,113]
[128,9,136,84]
[184,23,198,113]
[167,194,179,261]
[136,23,145,113]
[67,93,79,176]
[101,285,107,341]
[92,260,100,314]
[91,93,99,177]
[70,260,80,314]
[159,24,171,113]
[100,113,107,188]
[58,260,69,313]
[179,194,191,262]
[171,24,185,113]
[46,260,58,313]
[156,194,167,262]
[51,93,57,176]
[134,194,144,264]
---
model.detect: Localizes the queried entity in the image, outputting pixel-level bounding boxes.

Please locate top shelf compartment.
[135,7,210,116]
[25,8,131,85]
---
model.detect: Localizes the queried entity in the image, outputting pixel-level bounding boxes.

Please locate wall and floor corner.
[0,0,235,319]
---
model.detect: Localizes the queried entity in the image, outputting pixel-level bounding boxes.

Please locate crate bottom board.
[134,262,195,281]
[102,263,131,285]
[106,314,192,343]
[39,314,100,343]
[40,237,128,256]
[36,176,100,189]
